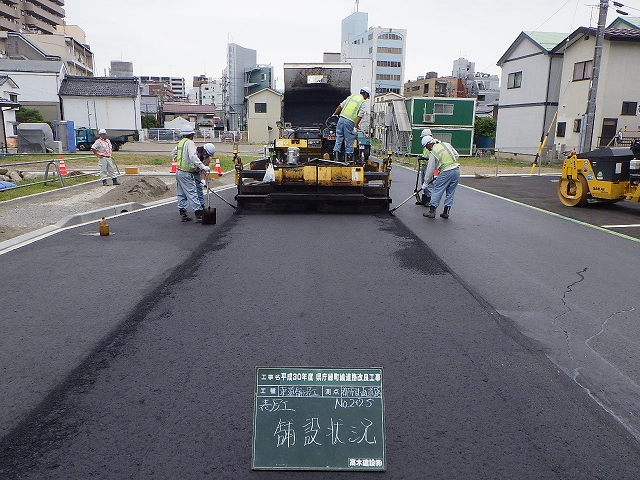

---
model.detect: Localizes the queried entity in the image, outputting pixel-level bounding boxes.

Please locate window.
[572,60,592,81]
[573,119,582,133]
[378,33,403,41]
[254,103,267,113]
[621,101,637,115]
[557,122,566,137]
[507,71,522,89]
[434,103,454,115]
[8,93,17,102]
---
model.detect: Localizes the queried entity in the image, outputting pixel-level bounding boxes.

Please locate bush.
[474,117,496,138]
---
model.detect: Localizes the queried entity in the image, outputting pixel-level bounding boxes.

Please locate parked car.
[220,131,239,142]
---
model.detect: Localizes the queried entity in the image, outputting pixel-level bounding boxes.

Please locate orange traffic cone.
[59,158,67,175]
[170,158,177,173]
[214,156,222,177]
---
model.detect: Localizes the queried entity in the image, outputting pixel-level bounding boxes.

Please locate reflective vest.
[95,138,112,157]
[176,138,196,172]
[430,142,458,170]
[340,94,365,122]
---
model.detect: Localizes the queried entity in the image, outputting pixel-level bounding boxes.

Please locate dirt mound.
[93,176,175,205]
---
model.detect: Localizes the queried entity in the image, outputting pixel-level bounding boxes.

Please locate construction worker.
[415,128,433,205]
[172,125,210,222]
[421,134,460,219]
[91,128,119,186]
[195,143,216,210]
[331,87,370,162]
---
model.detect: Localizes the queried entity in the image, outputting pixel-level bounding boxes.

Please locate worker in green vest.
[420,134,460,219]
[172,125,210,222]
[331,87,370,162]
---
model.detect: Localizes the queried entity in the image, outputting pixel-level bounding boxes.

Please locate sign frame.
[252,366,385,471]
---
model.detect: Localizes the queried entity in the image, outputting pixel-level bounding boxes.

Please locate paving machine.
[557,142,640,206]
[234,63,391,211]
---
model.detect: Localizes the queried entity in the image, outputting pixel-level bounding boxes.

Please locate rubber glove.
[352,127,358,135]
[202,166,211,174]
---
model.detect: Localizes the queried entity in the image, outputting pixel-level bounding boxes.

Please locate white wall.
[495,37,561,155]
[62,96,141,131]
[0,71,61,102]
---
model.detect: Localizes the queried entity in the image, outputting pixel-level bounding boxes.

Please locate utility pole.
[579,0,608,153]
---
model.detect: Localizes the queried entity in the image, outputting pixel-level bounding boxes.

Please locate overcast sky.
[64,0,614,91]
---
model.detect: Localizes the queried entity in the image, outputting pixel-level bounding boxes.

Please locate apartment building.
[0,0,65,35]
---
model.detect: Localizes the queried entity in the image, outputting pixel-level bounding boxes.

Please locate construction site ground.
[0,141,561,245]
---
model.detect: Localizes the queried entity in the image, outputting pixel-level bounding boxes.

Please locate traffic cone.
[59,158,67,175]
[214,156,222,177]
[170,158,177,173]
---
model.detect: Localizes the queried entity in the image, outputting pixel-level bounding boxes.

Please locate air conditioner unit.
[423,114,435,123]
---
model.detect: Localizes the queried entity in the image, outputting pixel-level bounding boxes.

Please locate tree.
[141,114,158,129]
[474,117,497,138]
[16,106,45,124]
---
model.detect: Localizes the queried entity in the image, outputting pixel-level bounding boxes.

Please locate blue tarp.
[0,180,17,190]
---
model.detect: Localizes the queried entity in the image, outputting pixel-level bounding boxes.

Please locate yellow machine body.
[557,148,640,206]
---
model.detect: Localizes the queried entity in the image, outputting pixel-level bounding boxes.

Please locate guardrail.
[0,158,66,189]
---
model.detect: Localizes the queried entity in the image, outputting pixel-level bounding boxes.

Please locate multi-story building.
[403,72,465,98]
[341,11,406,96]
[139,75,186,99]
[0,0,64,35]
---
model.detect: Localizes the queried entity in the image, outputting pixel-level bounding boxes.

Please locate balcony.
[0,15,18,32]
[23,3,63,29]
[23,13,56,34]
[27,0,64,17]
[0,3,19,20]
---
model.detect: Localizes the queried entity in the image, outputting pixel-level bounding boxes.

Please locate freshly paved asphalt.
[1,166,640,478]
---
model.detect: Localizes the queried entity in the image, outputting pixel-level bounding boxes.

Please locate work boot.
[415,193,429,205]
[440,206,451,219]
[195,209,203,223]
[346,154,353,163]
[102,179,108,186]
[112,178,119,185]
[180,209,191,221]
[423,206,436,218]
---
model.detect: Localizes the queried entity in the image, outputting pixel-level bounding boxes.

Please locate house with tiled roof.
[0,58,66,123]
[496,17,640,158]
[551,26,640,150]
[0,75,19,149]
[58,76,141,134]
[494,31,568,157]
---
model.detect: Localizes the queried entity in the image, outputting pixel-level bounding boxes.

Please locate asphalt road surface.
[1,166,640,478]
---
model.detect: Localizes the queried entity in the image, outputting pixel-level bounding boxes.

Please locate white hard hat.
[421,135,437,147]
[203,143,215,155]
[98,128,107,135]
[360,87,371,96]
[420,128,432,138]
[180,125,195,136]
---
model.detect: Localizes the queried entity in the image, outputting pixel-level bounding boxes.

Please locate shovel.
[201,175,216,225]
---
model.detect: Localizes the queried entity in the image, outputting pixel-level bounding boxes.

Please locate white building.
[246,88,282,144]
[0,75,19,148]
[495,31,567,157]
[552,26,640,151]
[0,59,67,122]
[341,11,406,97]
[58,76,141,134]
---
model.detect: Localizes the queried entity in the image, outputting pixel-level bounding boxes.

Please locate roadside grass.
[0,174,98,201]
[392,153,560,172]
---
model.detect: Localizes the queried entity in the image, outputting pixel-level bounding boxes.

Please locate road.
[1,163,640,478]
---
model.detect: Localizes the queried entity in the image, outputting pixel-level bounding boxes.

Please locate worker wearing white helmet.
[194,142,216,209]
[415,128,434,205]
[91,128,120,186]
[331,87,371,162]
[420,135,461,219]
[171,125,210,222]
